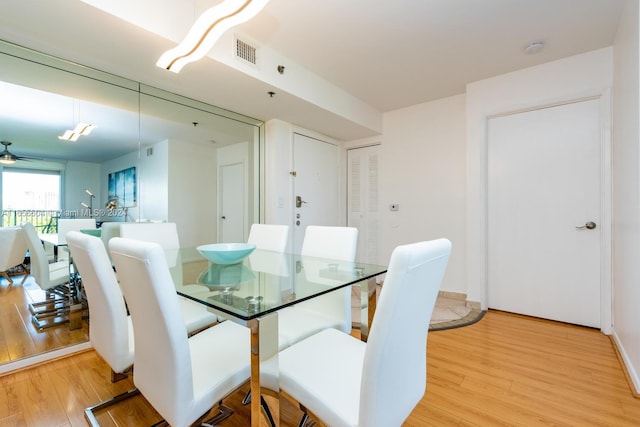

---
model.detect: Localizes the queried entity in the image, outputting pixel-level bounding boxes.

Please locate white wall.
[139,140,168,222]
[264,119,294,227]
[466,48,614,306]
[168,140,217,247]
[64,161,100,218]
[379,94,467,294]
[612,0,640,394]
[101,149,139,222]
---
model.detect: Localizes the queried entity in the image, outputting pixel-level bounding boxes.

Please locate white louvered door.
[347,145,380,265]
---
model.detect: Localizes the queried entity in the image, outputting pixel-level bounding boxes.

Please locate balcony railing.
[1,210,59,233]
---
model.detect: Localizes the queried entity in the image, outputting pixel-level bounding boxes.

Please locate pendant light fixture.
[157,0,269,73]
[58,98,96,141]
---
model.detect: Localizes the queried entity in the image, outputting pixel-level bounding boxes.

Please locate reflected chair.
[118,222,219,331]
[247,223,289,252]
[57,218,97,260]
[278,238,452,427]
[0,226,29,285]
[277,225,358,349]
[109,237,253,427]
[20,222,76,329]
[99,222,121,261]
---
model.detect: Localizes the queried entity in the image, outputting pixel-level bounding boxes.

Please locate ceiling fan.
[0,141,41,164]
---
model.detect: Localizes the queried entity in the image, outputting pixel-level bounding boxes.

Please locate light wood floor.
[0,275,89,364]
[0,310,638,426]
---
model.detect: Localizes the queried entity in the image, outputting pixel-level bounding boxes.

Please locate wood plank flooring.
[0,310,638,426]
[0,276,89,364]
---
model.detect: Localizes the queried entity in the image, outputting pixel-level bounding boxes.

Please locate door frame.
[479,92,612,333]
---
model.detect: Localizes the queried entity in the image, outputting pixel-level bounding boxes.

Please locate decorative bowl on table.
[196,243,257,265]
[80,229,101,237]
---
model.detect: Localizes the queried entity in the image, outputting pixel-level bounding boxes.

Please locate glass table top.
[172,248,388,321]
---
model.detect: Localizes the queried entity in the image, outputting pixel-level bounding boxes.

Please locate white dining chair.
[20,222,74,329]
[65,231,138,426]
[247,223,289,252]
[57,218,97,244]
[99,221,121,261]
[109,237,253,427]
[57,218,97,260]
[278,238,452,427]
[277,225,358,349]
[0,226,29,285]
[118,221,219,330]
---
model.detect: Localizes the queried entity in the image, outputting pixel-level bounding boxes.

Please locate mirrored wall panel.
[0,40,263,368]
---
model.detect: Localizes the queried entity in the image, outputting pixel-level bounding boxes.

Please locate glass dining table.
[170,247,388,427]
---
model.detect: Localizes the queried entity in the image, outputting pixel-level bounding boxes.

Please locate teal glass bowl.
[196,243,256,265]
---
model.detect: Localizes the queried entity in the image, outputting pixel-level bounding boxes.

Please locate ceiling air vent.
[235,37,257,66]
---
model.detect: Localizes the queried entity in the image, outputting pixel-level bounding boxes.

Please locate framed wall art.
[107,166,136,208]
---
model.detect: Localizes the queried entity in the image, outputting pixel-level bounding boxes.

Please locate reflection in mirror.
[0,40,263,370]
[138,85,261,247]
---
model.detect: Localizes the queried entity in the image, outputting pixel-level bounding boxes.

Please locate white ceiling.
[0,0,626,150]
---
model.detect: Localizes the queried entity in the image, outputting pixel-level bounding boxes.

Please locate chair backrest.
[247,224,289,252]
[119,222,181,279]
[109,237,194,424]
[359,238,451,427]
[119,222,180,249]
[20,222,52,289]
[0,227,28,271]
[298,225,358,333]
[100,222,121,260]
[301,225,358,261]
[66,231,133,374]
[57,218,97,244]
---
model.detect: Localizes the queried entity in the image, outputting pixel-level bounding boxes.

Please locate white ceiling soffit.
[1,0,626,141]
[79,0,383,137]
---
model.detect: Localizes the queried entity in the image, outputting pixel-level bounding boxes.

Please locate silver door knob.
[576,221,596,230]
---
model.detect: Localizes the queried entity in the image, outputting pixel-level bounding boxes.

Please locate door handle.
[576,221,596,230]
[295,196,308,208]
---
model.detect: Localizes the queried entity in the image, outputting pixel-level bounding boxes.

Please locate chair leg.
[241,389,251,405]
[111,369,129,383]
[1,271,13,285]
[84,388,140,427]
[260,395,276,427]
[298,413,310,427]
[239,391,275,427]
[200,402,235,426]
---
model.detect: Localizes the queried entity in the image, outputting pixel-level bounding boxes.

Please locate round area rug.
[429,308,486,332]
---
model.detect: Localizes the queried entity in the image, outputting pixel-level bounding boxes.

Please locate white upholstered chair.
[278,238,452,427]
[109,237,252,427]
[20,222,73,328]
[57,218,97,244]
[247,223,289,252]
[0,226,29,285]
[65,231,138,425]
[277,225,358,349]
[118,222,218,331]
[57,218,97,260]
[99,222,121,261]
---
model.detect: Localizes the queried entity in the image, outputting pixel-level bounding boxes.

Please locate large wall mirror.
[0,40,263,370]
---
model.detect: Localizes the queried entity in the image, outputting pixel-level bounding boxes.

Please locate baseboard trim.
[610,330,640,398]
[0,342,92,377]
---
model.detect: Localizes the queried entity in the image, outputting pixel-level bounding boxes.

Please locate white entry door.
[292,133,339,253]
[487,98,602,328]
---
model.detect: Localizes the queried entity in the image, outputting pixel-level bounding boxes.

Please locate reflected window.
[2,168,60,231]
